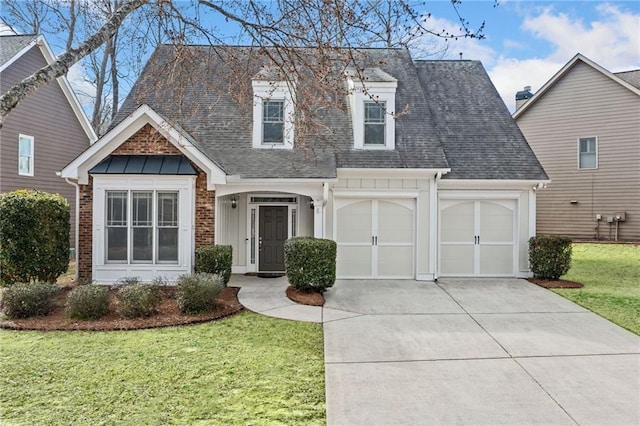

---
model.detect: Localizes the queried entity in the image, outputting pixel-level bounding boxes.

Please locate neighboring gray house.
[514,53,640,241]
[61,45,548,283]
[0,35,97,250]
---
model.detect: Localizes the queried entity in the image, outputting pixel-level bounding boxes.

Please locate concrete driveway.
[323,279,640,426]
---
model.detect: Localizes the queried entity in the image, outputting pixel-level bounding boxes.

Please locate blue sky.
[418,0,640,110]
[2,1,639,113]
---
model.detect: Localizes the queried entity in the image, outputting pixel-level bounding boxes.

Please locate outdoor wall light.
[231,196,237,209]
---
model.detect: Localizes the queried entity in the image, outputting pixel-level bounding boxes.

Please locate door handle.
[371,236,378,246]
[375,236,378,246]
[259,236,263,251]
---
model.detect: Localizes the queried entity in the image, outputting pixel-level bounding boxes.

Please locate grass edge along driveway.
[558,243,640,336]
[0,311,325,425]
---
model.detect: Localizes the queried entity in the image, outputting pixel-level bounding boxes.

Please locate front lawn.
[557,243,640,335]
[0,312,325,425]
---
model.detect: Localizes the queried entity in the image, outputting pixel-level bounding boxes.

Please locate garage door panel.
[378,246,413,277]
[480,202,514,242]
[337,245,373,277]
[378,200,413,244]
[479,245,514,275]
[440,245,475,275]
[336,200,372,243]
[440,201,474,242]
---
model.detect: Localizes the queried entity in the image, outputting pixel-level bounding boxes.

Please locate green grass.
[0,312,325,425]
[556,243,640,335]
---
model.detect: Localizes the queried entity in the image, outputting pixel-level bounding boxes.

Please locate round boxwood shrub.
[194,245,232,286]
[176,273,222,314]
[116,284,161,319]
[284,237,336,292]
[1,282,59,318]
[529,235,573,280]
[0,190,70,285]
[65,285,110,320]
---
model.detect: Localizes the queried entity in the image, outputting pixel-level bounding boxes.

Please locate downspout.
[63,175,80,282]
[323,181,329,239]
[432,172,443,282]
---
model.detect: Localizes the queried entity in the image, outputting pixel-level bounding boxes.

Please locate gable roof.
[415,60,547,180]
[106,45,544,181]
[0,34,97,142]
[513,53,640,119]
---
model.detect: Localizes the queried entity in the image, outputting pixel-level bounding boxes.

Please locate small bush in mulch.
[529,235,573,280]
[284,237,336,292]
[66,285,110,320]
[1,282,59,319]
[286,286,324,306]
[195,245,232,286]
[116,284,162,319]
[176,273,223,315]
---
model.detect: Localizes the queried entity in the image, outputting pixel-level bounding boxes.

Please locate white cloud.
[493,3,640,111]
[67,62,97,111]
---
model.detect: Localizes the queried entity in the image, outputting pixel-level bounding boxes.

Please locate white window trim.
[252,81,295,149]
[348,81,397,150]
[92,175,195,284]
[18,134,34,176]
[577,136,598,170]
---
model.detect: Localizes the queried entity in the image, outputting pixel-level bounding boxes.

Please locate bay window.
[106,190,179,263]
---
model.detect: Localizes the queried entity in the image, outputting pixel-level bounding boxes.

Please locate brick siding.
[76,124,216,282]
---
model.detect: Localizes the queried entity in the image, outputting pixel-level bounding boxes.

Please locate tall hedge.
[284,237,336,292]
[528,235,573,280]
[0,190,70,285]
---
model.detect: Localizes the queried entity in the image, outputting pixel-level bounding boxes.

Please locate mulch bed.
[0,285,244,331]
[527,278,584,289]
[286,286,324,306]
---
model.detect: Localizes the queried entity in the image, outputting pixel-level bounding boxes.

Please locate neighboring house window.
[106,190,179,264]
[18,134,34,176]
[262,100,285,144]
[578,137,597,169]
[364,101,386,145]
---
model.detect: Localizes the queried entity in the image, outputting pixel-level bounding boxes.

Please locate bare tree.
[0,0,488,130]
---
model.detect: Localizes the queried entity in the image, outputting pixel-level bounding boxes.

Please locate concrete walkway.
[233,276,640,425]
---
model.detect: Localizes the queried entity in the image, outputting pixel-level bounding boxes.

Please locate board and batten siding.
[517,61,640,240]
[0,46,91,249]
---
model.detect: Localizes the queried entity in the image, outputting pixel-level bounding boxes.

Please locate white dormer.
[346,67,397,150]
[252,67,295,149]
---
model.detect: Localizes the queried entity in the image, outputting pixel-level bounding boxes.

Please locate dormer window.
[252,69,295,149]
[263,100,285,144]
[364,101,386,145]
[346,67,397,150]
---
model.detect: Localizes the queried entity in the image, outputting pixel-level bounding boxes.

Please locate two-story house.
[61,45,548,283]
[514,54,640,241]
[1,34,97,251]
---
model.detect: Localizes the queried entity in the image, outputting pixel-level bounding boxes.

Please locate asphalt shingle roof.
[0,34,36,67]
[415,60,548,180]
[614,69,640,90]
[111,45,546,181]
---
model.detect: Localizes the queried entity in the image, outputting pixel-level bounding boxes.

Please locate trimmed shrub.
[529,235,573,280]
[194,245,232,286]
[176,273,223,314]
[284,237,336,292]
[116,284,161,319]
[0,190,70,285]
[1,282,59,318]
[65,286,110,320]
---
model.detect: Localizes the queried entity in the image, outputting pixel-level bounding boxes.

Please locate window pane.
[158,228,178,261]
[107,227,127,261]
[133,227,153,261]
[365,102,385,123]
[580,153,596,169]
[107,192,127,226]
[19,137,32,156]
[263,100,284,121]
[133,192,152,226]
[158,192,178,227]
[18,156,30,174]
[263,122,284,143]
[579,137,597,168]
[365,123,385,145]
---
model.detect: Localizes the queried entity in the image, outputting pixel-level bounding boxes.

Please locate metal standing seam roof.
[89,155,198,175]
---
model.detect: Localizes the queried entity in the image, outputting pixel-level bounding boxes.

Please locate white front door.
[335,198,414,279]
[439,199,516,277]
